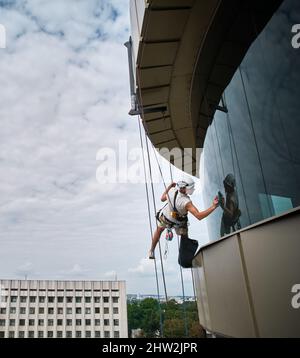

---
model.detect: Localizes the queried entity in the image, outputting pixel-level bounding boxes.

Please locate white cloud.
[60,264,90,277]
[0,0,209,295]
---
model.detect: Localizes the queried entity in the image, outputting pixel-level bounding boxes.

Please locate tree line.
[127,298,206,338]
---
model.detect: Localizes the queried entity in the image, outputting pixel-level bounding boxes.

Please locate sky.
[0,0,211,296]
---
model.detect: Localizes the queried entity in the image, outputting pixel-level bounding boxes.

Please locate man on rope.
[149,177,219,259]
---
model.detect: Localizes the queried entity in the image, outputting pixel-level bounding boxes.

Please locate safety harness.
[156,190,188,228]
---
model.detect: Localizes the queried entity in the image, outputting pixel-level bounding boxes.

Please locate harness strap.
[173,190,179,213]
[171,190,188,221]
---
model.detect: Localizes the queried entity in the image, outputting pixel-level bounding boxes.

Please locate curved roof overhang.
[130,0,282,176]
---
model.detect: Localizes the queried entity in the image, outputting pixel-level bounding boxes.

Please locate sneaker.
[148,250,155,259]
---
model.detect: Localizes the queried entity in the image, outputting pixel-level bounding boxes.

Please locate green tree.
[163,318,185,337]
[127,298,204,338]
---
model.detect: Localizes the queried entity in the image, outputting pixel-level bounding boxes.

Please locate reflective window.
[202,0,300,241]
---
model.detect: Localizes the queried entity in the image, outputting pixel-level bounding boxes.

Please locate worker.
[149,177,219,259]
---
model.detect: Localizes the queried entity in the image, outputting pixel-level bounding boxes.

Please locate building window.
[112,297,119,303]
[103,297,109,303]
[18,331,25,338]
[66,319,72,326]
[104,331,110,338]
[20,307,26,314]
[76,308,81,314]
[8,331,15,338]
[85,331,91,338]
[39,297,45,303]
[95,331,101,338]
[57,297,64,303]
[38,319,44,326]
[20,296,27,303]
[19,319,26,326]
[85,297,91,303]
[29,297,36,303]
[11,296,17,303]
[0,319,6,326]
[85,308,91,314]
[38,308,44,314]
[29,307,35,315]
[75,297,81,303]
[48,297,54,303]
[48,308,54,315]
[29,319,35,326]
[85,319,91,326]
[76,319,81,326]
[38,331,43,338]
[113,319,119,327]
[104,307,109,314]
[66,331,72,338]
[10,307,16,314]
[57,331,63,338]
[95,319,100,326]
[0,308,6,314]
[66,297,73,303]
[57,308,63,315]
[28,331,34,338]
[47,331,54,338]
[48,319,54,326]
[76,331,81,338]
[57,319,63,326]
[66,308,72,315]
[95,307,100,314]
[9,319,15,326]
[94,297,100,303]
[114,331,120,338]
[113,307,119,314]
[104,319,109,326]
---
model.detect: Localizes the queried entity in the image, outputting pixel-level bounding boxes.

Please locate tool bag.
[178,234,198,268]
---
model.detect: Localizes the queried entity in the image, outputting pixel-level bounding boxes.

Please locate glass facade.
[202,0,300,241]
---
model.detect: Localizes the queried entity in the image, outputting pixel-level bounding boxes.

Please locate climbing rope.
[169,163,189,337]
[140,115,168,302]
[136,115,164,337]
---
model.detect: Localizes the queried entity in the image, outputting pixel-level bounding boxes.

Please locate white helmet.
[177,177,195,195]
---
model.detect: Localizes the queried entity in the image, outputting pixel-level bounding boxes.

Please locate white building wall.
[0,280,128,338]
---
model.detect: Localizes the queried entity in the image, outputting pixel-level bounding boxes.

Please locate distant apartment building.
[0,279,128,338]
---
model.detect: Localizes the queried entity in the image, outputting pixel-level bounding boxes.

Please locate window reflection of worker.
[219,173,241,236]
[149,177,219,259]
